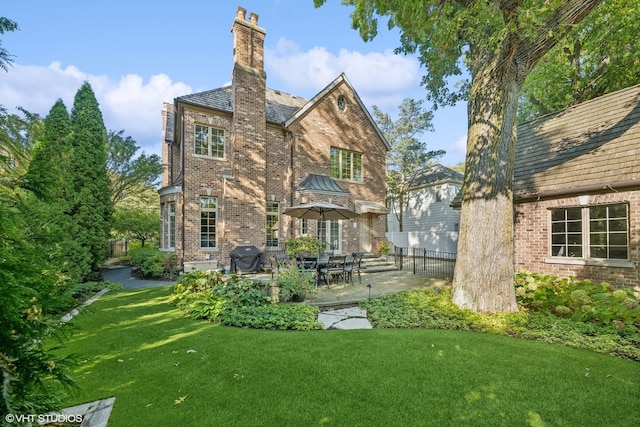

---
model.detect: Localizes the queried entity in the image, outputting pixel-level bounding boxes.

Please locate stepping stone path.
[317,307,373,330]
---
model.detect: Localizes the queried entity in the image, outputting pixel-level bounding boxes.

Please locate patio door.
[359,214,372,253]
[319,220,342,254]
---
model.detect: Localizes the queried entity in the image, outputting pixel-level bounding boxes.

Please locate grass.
[58,286,640,427]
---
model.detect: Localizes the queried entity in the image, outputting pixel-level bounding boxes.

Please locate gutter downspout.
[180,105,186,267]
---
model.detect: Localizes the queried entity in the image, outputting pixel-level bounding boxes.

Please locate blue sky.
[1,0,468,166]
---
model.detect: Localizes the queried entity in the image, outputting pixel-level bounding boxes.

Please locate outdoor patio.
[247,268,451,308]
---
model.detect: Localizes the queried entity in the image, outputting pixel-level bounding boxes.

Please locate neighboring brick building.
[158,7,389,269]
[513,84,640,289]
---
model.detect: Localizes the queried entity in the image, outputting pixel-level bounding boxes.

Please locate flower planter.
[290,290,307,303]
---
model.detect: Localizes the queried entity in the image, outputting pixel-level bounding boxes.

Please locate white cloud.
[265,38,420,111]
[0,62,191,156]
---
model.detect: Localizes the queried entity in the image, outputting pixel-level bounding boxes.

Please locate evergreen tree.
[69,82,113,276]
[23,100,70,200]
[23,100,91,281]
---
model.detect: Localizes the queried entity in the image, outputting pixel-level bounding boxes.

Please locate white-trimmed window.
[168,203,176,249]
[200,197,217,248]
[195,124,225,158]
[161,202,176,250]
[330,147,362,182]
[550,203,628,260]
[266,202,279,248]
[301,218,309,235]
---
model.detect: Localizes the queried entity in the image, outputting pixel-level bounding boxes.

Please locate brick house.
[158,7,389,270]
[513,84,640,289]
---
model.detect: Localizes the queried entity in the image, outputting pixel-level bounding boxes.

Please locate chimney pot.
[250,12,259,25]
[236,6,246,21]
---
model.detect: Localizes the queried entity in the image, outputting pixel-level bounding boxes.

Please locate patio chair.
[344,252,363,284]
[319,255,346,286]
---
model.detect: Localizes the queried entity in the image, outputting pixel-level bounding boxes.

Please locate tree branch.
[516,0,603,77]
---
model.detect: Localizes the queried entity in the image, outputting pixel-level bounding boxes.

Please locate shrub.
[170,271,321,330]
[276,265,316,300]
[129,247,179,279]
[221,304,321,331]
[360,287,640,361]
[377,240,392,255]
[284,236,321,258]
[514,270,639,333]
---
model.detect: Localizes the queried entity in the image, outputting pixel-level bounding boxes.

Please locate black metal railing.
[391,246,456,280]
[107,239,128,258]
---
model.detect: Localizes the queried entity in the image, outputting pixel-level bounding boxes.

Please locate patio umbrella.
[283,200,358,221]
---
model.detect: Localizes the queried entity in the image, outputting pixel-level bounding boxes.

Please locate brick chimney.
[226,7,268,253]
[231,6,266,73]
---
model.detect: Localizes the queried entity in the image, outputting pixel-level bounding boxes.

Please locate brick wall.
[159,9,389,267]
[514,190,640,289]
[287,83,388,255]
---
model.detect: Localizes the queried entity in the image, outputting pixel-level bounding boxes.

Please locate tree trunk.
[398,193,404,232]
[451,53,521,313]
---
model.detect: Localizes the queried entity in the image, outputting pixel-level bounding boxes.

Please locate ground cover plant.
[56,286,640,427]
[360,270,640,361]
[514,270,639,332]
[170,270,321,330]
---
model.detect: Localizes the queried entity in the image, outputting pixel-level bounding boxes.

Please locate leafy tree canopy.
[0,17,18,71]
[0,107,43,180]
[374,98,444,232]
[317,0,602,313]
[519,0,640,121]
[107,129,162,207]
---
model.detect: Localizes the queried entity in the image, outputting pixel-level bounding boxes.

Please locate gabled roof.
[176,86,307,125]
[284,73,391,151]
[295,173,348,195]
[411,164,463,190]
[514,84,640,200]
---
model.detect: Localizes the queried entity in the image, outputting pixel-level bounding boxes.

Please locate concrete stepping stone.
[332,317,373,330]
[317,307,372,329]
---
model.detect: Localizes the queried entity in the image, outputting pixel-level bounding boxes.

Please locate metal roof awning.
[355,200,389,214]
[295,173,348,195]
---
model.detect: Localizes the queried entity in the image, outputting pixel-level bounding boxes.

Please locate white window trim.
[194,124,225,159]
[266,202,280,249]
[546,203,630,267]
[168,202,176,250]
[330,147,363,182]
[200,197,217,249]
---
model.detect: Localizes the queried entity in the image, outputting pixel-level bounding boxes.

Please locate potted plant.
[276,264,316,302]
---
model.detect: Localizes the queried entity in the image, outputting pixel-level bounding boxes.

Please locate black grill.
[229,246,263,273]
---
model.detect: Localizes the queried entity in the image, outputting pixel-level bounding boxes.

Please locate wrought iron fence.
[107,239,128,258]
[391,246,456,280]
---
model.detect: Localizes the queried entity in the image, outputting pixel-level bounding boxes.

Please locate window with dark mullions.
[589,204,628,259]
[550,204,628,260]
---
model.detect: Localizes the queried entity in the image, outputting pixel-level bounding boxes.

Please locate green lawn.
[59,286,640,427]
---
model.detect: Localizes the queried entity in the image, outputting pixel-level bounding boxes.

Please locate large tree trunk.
[451,49,522,313]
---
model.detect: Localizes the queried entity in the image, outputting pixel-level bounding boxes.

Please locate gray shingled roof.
[176,86,307,125]
[411,164,463,189]
[514,84,640,199]
[295,173,348,194]
[450,84,640,209]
